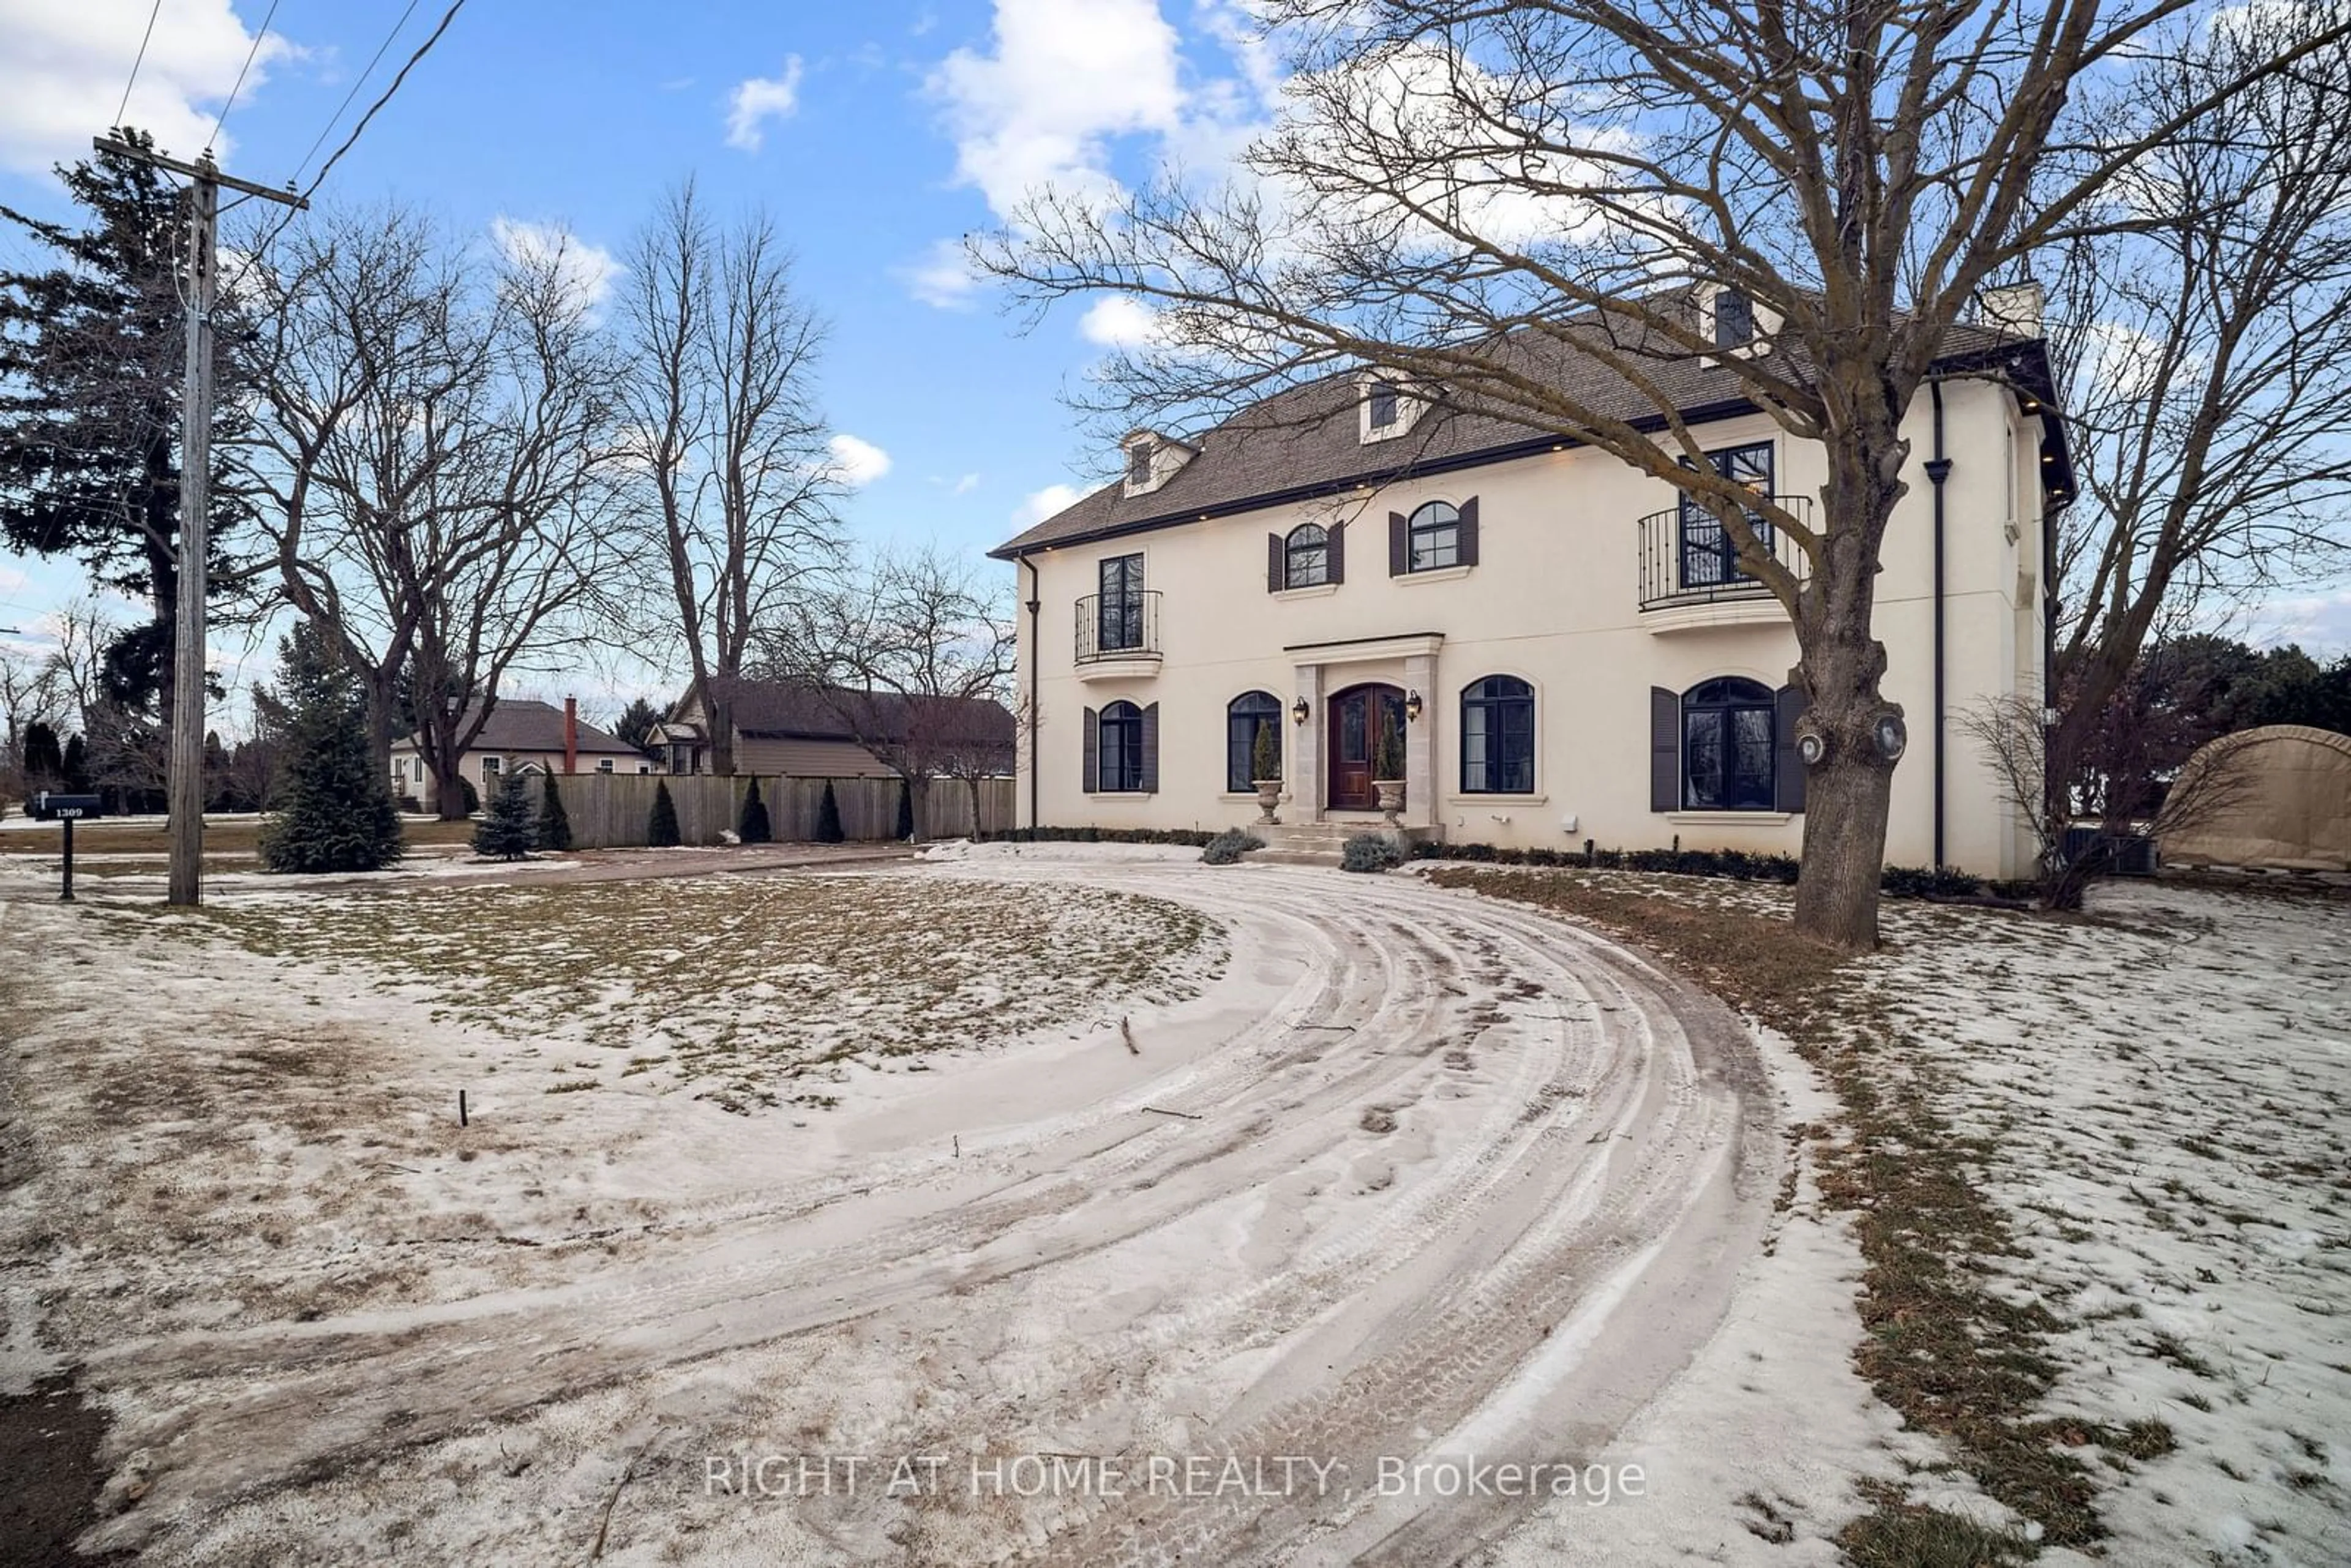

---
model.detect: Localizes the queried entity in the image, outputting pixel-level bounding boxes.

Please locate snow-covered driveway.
[1,849,1771,1566]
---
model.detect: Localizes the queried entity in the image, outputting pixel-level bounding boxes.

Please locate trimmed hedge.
[980,826,1221,847]
[1201,828,1264,865]
[1412,838,2036,902]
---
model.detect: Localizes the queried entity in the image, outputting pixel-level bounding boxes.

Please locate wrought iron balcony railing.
[1075,590,1162,662]
[1637,494,1812,611]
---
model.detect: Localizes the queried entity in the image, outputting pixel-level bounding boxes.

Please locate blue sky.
[3,0,2348,718]
[1,0,1273,715]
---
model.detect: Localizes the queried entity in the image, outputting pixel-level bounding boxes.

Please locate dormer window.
[1120,429,1195,496]
[1359,374,1421,444]
[1713,288,1753,348]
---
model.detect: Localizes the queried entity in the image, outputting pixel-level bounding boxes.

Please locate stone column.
[1404,652,1438,831]
[1291,662,1323,823]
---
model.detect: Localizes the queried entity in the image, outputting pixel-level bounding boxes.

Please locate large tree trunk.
[708,689,735,777]
[1789,429,1907,951]
[906,773,930,842]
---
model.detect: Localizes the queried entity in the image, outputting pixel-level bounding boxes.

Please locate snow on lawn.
[185,871,1220,1114]
[1870,882,2351,1567]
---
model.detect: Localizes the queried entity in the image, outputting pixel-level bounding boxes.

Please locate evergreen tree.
[648,779,681,847]
[894,779,915,840]
[61,733,88,792]
[473,773,537,860]
[21,721,61,784]
[1,129,253,721]
[738,775,772,843]
[814,779,845,843]
[537,772,573,851]
[259,623,403,873]
[612,696,664,756]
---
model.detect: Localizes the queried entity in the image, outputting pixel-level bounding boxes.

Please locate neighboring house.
[650,677,1016,778]
[991,287,2070,879]
[390,698,651,811]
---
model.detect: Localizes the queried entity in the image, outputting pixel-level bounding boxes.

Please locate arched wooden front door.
[1327,683,1406,811]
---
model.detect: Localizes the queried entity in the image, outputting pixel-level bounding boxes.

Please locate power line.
[238,0,467,278]
[113,1,163,132]
[291,0,421,186]
[205,0,283,154]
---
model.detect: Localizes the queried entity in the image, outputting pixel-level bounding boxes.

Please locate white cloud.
[726,57,804,152]
[490,217,623,315]
[0,0,296,174]
[828,433,893,488]
[901,238,983,309]
[927,0,1187,219]
[1015,483,1081,525]
[1079,295,1166,349]
[952,472,982,495]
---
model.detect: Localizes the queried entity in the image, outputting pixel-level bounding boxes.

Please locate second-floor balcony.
[1637,495,1811,628]
[1075,590,1163,677]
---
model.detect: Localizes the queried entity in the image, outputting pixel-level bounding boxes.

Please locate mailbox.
[34,792,103,821]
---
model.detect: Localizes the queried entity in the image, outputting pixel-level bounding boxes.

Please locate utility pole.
[93,137,305,906]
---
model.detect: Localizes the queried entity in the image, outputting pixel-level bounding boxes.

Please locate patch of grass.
[1430,868,2144,1552]
[1839,1483,2034,1567]
[182,874,1223,1111]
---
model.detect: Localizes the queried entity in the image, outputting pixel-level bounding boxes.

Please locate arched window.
[1460,675,1535,794]
[1226,691,1283,792]
[1096,700,1147,792]
[1408,501,1461,572]
[1284,523,1330,588]
[1682,678,1775,809]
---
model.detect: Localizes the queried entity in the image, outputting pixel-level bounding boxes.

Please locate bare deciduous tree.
[2041,0,2351,854]
[1963,677,2249,909]
[618,183,840,777]
[247,206,621,817]
[978,0,2351,949]
[757,545,1016,839]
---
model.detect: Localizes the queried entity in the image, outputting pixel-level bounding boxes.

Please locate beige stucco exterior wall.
[1010,375,2049,879]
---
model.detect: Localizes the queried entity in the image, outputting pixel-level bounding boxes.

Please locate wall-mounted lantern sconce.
[1291,696,1311,726]
[1404,690,1423,723]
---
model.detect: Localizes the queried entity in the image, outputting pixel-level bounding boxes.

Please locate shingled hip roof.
[703,677,1016,753]
[989,310,2057,560]
[402,699,642,755]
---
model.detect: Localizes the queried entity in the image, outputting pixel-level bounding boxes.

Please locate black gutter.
[1925,381,1952,870]
[988,339,2076,563]
[1021,553,1041,831]
[986,396,1762,561]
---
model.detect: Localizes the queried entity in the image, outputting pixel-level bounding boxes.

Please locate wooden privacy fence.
[547,774,1014,849]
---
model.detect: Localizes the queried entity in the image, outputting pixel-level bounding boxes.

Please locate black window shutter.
[1082,706,1100,793]
[1458,496,1480,567]
[1389,512,1409,576]
[1328,520,1346,583]
[1268,533,1283,592]
[1139,703,1160,792]
[1775,685,1808,812]
[1650,686,1680,811]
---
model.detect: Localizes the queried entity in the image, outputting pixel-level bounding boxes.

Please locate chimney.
[1979,280,2045,340]
[564,697,578,775]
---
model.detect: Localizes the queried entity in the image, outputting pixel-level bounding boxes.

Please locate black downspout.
[1925,381,1952,872]
[1021,554,1041,833]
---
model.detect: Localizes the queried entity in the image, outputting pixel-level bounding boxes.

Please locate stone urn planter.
[1252,778,1283,825]
[1374,778,1406,827]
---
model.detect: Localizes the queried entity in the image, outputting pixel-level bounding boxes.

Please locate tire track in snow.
[44,859,1769,1564]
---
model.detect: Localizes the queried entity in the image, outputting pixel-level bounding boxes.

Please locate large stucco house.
[991,290,2071,878]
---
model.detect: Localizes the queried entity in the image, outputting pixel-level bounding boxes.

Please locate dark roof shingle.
[990,312,2045,559]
